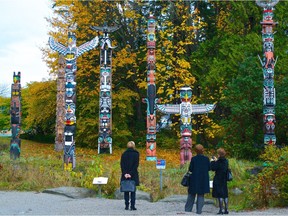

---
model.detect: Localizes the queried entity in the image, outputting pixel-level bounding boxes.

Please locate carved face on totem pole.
[68,32,76,48]
[180,86,192,102]
[65,32,77,60]
[13,72,21,84]
[264,113,276,134]
[263,10,273,22]
[264,135,276,145]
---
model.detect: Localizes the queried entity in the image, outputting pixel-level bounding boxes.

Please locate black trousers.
[124,192,136,207]
[185,193,204,214]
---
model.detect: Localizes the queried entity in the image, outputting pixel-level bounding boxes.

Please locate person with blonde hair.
[185,144,210,214]
[211,148,229,214]
[120,141,139,210]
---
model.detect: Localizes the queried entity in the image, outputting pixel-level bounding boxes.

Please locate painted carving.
[10,72,21,159]
[157,86,215,166]
[142,14,158,161]
[91,23,120,154]
[256,0,278,145]
[55,55,66,151]
[49,32,98,170]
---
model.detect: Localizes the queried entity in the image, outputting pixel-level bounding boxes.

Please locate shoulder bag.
[181,172,191,187]
[227,168,233,181]
[120,179,136,192]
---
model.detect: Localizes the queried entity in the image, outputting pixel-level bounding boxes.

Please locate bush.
[247,146,288,208]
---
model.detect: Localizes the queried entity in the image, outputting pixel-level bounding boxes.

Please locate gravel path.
[0,191,287,215]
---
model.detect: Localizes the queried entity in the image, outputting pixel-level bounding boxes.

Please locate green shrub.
[247,146,288,208]
[80,156,103,189]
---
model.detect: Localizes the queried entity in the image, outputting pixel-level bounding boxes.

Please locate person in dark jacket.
[120,141,139,211]
[185,144,210,214]
[211,148,229,214]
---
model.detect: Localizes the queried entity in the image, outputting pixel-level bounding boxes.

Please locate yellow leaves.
[183,77,196,87]
[137,80,147,89]
[114,47,136,68]
[124,9,137,19]
[166,89,174,96]
[176,59,191,69]
[157,86,164,95]
[176,47,186,55]
[217,10,229,29]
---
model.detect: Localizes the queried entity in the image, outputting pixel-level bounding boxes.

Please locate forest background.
[1,0,288,159]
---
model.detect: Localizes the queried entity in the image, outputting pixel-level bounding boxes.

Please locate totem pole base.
[146,156,157,161]
[98,147,112,154]
[64,163,73,171]
[10,145,20,160]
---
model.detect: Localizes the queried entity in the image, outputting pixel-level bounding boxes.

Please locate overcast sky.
[0,0,53,93]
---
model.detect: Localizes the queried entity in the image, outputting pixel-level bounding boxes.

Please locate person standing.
[120,141,139,211]
[211,148,229,214]
[185,144,210,214]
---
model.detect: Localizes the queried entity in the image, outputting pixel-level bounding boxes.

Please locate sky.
[0,0,53,94]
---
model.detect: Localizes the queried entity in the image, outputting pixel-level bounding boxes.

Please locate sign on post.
[156,159,166,169]
[156,159,166,191]
[93,177,108,197]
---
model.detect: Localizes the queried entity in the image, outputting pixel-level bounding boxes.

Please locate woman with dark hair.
[120,141,139,211]
[211,148,229,214]
[185,144,210,214]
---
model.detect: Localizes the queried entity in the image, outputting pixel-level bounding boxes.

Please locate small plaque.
[156,159,166,169]
[93,177,108,185]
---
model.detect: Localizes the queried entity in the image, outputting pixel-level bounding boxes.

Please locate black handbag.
[181,172,191,187]
[120,180,136,192]
[227,168,233,181]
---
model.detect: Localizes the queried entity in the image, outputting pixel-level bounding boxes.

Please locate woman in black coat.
[185,144,210,214]
[211,148,229,214]
[120,141,139,211]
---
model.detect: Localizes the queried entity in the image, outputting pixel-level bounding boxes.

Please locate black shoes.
[217,210,229,214]
[125,205,136,210]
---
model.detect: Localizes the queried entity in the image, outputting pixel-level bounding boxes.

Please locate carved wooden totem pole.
[256,0,279,145]
[143,14,158,161]
[10,72,21,159]
[91,24,120,154]
[157,86,215,165]
[55,55,66,151]
[49,32,99,170]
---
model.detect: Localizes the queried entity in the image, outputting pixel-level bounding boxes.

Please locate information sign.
[156,159,166,169]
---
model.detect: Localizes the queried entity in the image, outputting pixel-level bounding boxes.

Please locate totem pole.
[91,24,120,154]
[10,72,21,159]
[256,0,279,145]
[49,32,99,170]
[55,55,66,151]
[157,86,215,166]
[143,14,158,161]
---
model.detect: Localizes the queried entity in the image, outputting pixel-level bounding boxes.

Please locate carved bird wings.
[91,25,121,33]
[77,37,99,57]
[49,36,99,57]
[157,104,180,114]
[256,0,279,8]
[191,104,216,114]
[49,37,67,56]
[157,103,216,115]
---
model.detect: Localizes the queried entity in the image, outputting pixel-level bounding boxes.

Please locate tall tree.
[0,96,10,130]
[22,81,56,135]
